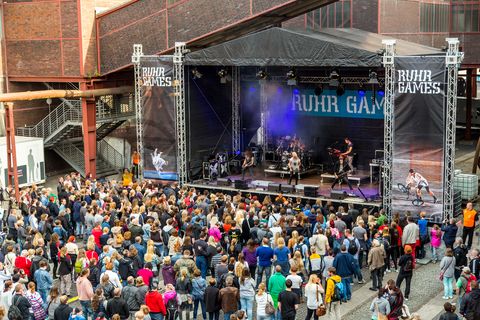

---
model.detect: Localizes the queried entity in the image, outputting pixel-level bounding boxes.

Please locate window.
[420,3,449,33]
[307,0,352,30]
[451,4,480,32]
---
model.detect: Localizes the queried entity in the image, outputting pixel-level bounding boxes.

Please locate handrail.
[97,139,124,169]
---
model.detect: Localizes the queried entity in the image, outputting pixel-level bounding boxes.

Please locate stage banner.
[140,56,177,180]
[392,56,446,219]
[291,89,384,119]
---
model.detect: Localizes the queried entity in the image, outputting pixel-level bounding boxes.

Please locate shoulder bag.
[265,293,275,315]
[439,257,453,281]
[315,284,327,317]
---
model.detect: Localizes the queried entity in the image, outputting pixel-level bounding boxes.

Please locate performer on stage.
[340,137,354,173]
[288,152,301,185]
[242,150,255,180]
[331,159,354,191]
[406,169,437,203]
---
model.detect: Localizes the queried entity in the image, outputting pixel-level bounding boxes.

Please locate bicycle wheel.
[412,198,424,206]
[397,183,408,193]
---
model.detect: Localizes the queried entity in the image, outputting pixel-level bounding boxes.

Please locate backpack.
[461,275,476,294]
[403,256,413,272]
[8,295,23,320]
[382,238,390,252]
[347,239,358,255]
[330,278,346,303]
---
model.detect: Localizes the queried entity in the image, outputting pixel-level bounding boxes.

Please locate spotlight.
[293,88,300,95]
[256,69,268,80]
[368,71,379,84]
[377,88,385,97]
[358,84,366,97]
[218,69,231,84]
[286,68,297,86]
[336,85,345,96]
[329,70,341,87]
[314,84,323,96]
[191,68,202,79]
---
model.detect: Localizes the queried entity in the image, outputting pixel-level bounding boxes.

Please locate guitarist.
[242,150,255,180]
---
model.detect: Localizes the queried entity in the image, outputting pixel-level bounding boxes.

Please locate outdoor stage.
[186,166,382,209]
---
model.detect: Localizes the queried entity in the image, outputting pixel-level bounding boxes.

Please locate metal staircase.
[16,95,134,177]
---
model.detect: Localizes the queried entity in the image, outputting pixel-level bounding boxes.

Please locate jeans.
[242,167,254,180]
[38,289,48,304]
[371,268,383,289]
[75,223,84,237]
[257,265,272,288]
[60,273,72,296]
[341,277,351,300]
[275,310,282,320]
[240,296,254,320]
[443,276,454,297]
[208,311,220,320]
[431,246,439,262]
[150,313,164,320]
[258,316,275,320]
[80,300,93,320]
[396,273,412,298]
[224,312,233,320]
[196,256,208,279]
[353,260,363,282]
[275,261,290,277]
[193,298,206,320]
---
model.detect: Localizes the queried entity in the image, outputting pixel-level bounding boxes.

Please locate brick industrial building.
[0,0,479,176]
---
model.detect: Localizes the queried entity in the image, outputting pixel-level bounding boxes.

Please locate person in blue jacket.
[333,244,356,301]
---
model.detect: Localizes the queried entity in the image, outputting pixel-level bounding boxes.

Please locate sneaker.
[448,296,453,299]
[358,280,366,284]
[369,287,377,291]
[386,269,391,273]
[433,196,437,203]
[442,296,448,300]
[405,297,409,301]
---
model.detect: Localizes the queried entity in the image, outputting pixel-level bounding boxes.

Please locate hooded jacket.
[460,288,480,320]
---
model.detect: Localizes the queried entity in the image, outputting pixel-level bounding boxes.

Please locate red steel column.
[80,82,97,178]
[5,103,19,201]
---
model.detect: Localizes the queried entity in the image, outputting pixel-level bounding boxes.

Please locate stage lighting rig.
[218,69,231,83]
[314,84,323,96]
[256,69,268,80]
[368,71,379,84]
[191,68,203,79]
[286,68,297,86]
[329,70,341,87]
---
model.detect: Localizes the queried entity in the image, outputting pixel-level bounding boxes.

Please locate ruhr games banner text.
[392,56,446,219]
[141,56,177,180]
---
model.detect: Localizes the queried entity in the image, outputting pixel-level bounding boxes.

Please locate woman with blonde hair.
[305,274,324,320]
[58,246,73,296]
[25,282,47,320]
[144,244,160,275]
[289,250,306,278]
[274,237,291,276]
[255,282,274,320]
[234,253,249,278]
[287,230,299,251]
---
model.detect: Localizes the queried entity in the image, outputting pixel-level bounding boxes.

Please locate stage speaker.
[268,183,281,192]
[304,186,318,197]
[234,179,248,190]
[330,190,348,200]
[217,178,231,187]
[229,160,242,174]
[281,184,295,194]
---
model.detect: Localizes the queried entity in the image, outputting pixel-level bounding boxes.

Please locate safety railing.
[53,143,86,176]
[97,139,124,169]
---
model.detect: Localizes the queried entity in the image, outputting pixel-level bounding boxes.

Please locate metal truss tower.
[132,44,144,179]
[174,42,188,185]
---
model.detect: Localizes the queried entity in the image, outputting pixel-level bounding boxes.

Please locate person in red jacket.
[145,284,166,320]
[91,223,103,248]
[15,250,32,279]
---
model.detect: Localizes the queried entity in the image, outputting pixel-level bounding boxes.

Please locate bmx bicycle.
[397,183,424,206]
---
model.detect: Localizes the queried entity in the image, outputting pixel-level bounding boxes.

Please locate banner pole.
[444,38,463,220]
[132,44,144,180]
[382,40,396,221]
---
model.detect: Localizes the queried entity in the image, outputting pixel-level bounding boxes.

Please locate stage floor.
[187,167,383,208]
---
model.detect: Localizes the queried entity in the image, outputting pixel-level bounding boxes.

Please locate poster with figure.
[140,56,177,180]
[0,136,45,187]
[392,56,446,221]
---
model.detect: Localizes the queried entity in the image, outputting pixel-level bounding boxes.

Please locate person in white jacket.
[304,274,324,320]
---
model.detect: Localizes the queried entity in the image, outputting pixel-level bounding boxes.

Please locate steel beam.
[80,82,97,178]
